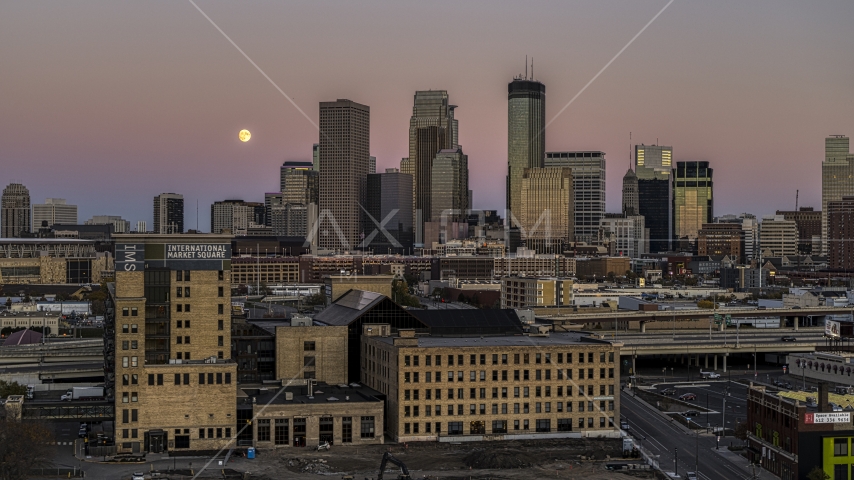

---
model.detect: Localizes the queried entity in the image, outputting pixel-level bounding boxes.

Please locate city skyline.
[2,1,853,231]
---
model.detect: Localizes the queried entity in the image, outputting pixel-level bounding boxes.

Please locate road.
[621,391,774,480]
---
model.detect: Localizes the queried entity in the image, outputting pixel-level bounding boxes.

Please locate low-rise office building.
[362,328,621,443]
[246,382,384,448]
[0,312,60,334]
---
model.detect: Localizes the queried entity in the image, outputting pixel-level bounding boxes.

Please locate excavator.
[374,451,411,480]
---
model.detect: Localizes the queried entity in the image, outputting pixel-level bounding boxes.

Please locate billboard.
[115,243,231,272]
[826,320,841,339]
[804,412,851,424]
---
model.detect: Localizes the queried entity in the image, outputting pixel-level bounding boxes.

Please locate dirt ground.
[235,438,654,480]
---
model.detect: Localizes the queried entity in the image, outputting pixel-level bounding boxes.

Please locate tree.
[304,292,327,307]
[807,466,830,480]
[697,300,715,309]
[0,420,54,480]
[392,280,421,308]
[0,380,27,398]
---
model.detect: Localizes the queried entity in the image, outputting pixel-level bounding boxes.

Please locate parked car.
[830,403,843,412]
[781,336,797,342]
[679,393,697,401]
[661,388,676,396]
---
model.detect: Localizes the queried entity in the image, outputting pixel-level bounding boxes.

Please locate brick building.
[108,235,236,454]
[777,207,822,254]
[500,277,573,309]
[698,223,744,262]
[827,196,854,271]
[362,329,621,443]
[747,384,854,480]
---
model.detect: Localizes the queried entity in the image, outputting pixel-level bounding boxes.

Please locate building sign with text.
[804,412,851,424]
[115,243,231,271]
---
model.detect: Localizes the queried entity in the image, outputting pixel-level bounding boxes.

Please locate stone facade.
[362,329,621,443]
[275,325,348,384]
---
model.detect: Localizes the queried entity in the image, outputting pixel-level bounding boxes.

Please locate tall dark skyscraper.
[1,183,31,238]
[153,193,184,234]
[635,145,672,252]
[318,99,370,251]
[506,77,545,227]
[366,168,414,254]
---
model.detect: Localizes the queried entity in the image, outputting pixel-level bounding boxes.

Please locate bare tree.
[0,420,54,480]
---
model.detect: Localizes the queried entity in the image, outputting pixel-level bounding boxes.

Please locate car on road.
[681,410,701,418]
[686,472,698,480]
[132,473,145,480]
[660,388,676,396]
[679,393,697,401]
[781,335,797,342]
[620,420,630,430]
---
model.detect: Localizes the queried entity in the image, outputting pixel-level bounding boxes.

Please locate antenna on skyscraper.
[795,190,799,211]
[629,132,632,170]
[525,55,528,80]
[531,57,534,80]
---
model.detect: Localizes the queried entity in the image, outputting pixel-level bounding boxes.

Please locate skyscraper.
[366,168,413,254]
[153,193,184,234]
[280,161,319,205]
[635,145,673,252]
[507,78,545,227]
[545,151,606,245]
[211,200,257,235]
[32,198,77,231]
[672,161,713,244]
[1,183,31,238]
[622,168,639,216]
[759,215,798,257]
[519,167,573,253]
[775,207,821,254]
[402,91,458,229]
[430,148,469,223]
[317,99,370,251]
[821,135,854,255]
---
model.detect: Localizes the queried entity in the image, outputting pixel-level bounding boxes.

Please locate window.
[274,419,289,445]
[342,417,352,443]
[218,304,224,314]
[448,422,463,435]
[360,416,375,438]
[122,357,128,368]
[176,287,182,298]
[122,374,129,386]
[558,419,572,432]
[536,419,551,432]
[122,409,129,423]
[835,438,849,456]
[122,392,129,403]
[176,304,182,313]
[122,324,129,333]
[218,286,224,297]
[304,341,316,351]
[216,373,223,384]
[122,340,129,350]
[218,270,224,281]
[131,307,138,317]
[174,373,181,385]
[185,304,190,312]
[218,320,224,330]
[131,357,138,367]
[218,336,224,347]
[131,324,137,333]
[122,307,129,316]
[131,340,138,349]
[157,374,163,385]
[176,270,183,282]
[225,373,231,384]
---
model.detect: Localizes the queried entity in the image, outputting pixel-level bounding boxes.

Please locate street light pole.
[674,447,678,477]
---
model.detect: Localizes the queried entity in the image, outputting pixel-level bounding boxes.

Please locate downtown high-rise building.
[1,183,31,238]
[828,196,854,270]
[210,200,259,235]
[635,145,673,253]
[821,135,854,255]
[519,167,573,254]
[430,148,469,223]
[776,207,821,254]
[506,78,545,227]
[366,168,414,254]
[672,161,713,244]
[400,91,458,231]
[86,215,131,233]
[153,193,184,234]
[545,151,606,245]
[318,99,370,251]
[622,167,639,217]
[759,215,798,257]
[32,198,77,231]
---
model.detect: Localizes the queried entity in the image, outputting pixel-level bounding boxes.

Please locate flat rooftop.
[247,382,382,406]
[369,332,613,348]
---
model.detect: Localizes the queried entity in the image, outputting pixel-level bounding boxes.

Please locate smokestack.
[819,382,830,412]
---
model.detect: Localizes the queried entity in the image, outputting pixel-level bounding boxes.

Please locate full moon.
[238,129,251,142]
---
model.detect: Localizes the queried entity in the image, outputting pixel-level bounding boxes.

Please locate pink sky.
[1,0,853,231]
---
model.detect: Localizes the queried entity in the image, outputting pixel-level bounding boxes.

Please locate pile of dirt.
[284,457,337,474]
[463,449,538,469]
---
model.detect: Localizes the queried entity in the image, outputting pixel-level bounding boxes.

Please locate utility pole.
[674,447,678,477]
[722,397,726,439]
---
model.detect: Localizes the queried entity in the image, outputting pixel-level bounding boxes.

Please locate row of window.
[403,368,614,383]
[256,417,375,443]
[403,400,615,417]
[121,308,139,317]
[401,417,613,436]
[404,385,615,401]
[402,352,613,367]
[145,372,233,386]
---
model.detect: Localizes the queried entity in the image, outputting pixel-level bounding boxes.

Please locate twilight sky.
[2,0,853,232]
